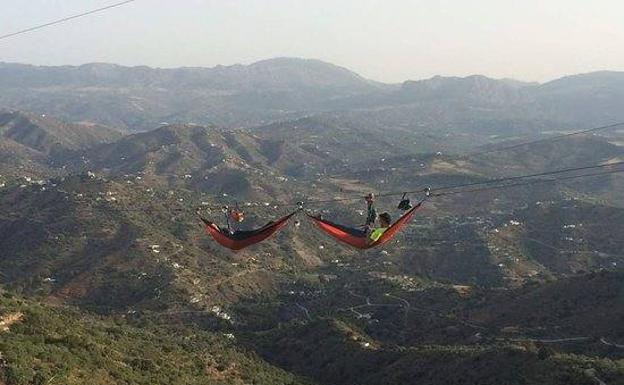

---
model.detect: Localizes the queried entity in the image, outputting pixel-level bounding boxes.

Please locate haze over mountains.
[1,57,624,384]
[2,58,624,131]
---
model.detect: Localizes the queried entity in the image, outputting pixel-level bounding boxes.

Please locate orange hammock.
[200,211,297,251]
[306,202,423,249]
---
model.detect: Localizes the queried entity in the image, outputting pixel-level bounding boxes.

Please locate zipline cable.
[134,163,624,211]
[102,161,624,212]
[298,161,624,206]
[457,122,624,160]
[315,121,624,180]
[0,0,137,41]
[431,160,624,192]
[432,168,624,197]
[230,120,623,205]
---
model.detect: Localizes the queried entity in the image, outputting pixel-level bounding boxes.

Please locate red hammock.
[200,211,297,251]
[307,202,423,249]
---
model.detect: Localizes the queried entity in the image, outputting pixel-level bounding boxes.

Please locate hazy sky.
[1,0,623,83]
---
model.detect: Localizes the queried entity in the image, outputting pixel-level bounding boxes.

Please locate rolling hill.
[245,271,624,385]
[0,110,121,177]
[0,294,313,385]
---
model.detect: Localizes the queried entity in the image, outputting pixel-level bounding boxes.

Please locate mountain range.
[1,58,624,132]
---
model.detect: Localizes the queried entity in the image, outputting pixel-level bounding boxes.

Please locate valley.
[1,59,624,384]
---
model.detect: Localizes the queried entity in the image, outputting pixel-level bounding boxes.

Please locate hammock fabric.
[201,211,297,251]
[307,202,423,249]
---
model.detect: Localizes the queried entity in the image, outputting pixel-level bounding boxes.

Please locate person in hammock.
[205,208,280,242]
[206,206,245,235]
[363,193,392,244]
[368,212,391,243]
